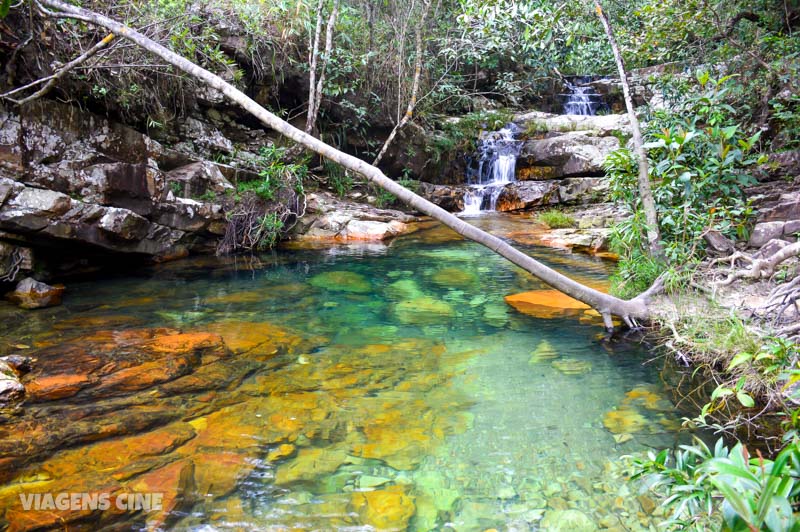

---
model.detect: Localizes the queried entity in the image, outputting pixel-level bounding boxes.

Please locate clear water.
[0,216,686,531]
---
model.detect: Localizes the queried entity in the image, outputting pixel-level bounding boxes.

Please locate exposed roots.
[217,188,305,255]
[712,242,800,287]
[0,248,23,284]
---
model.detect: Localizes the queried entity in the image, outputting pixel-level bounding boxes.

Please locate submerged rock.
[5,277,65,309]
[274,446,349,485]
[393,296,455,325]
[350,485,416,530]
[602,408,647,434]
[540,509,597,532]
[430,267,477,288]
[528,340,559,364]
[384,278,424,300]
[551,358,592,375]
[309,271,372,293]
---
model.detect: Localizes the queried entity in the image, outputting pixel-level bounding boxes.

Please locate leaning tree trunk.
[594,1,663,258]
[35,0,659,328]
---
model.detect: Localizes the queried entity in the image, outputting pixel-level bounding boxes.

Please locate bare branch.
[1,32,115,105]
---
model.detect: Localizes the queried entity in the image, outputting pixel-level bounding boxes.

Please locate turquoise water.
[0,216,687,531]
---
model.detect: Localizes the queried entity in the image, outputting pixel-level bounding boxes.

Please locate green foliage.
[324,159,354,197]
[254,212,284,250]
[0,0,11,19]
[428,110,515,161]
[606,74,760,266]
[536,209,575,229]
[370,185,397,209]
[237,146,307,201]
[772,94,800,151]
[168,181,184,197]
[609,251,666,299]
[629,437,800,531]
[397,178,420,193]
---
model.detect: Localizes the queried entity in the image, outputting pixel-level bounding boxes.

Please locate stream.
[0,215,688,531]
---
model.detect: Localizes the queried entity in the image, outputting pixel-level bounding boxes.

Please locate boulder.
[0,179,188,256]
[179,117,235,155]
[495,181,559,212]
[513,110,630,136]
[517,132,620,178]
[293,192,417,243]
[557,177,610,204]
[757,150,800,180]
[758,192,800,222]
[5,277,65,309]
[749,221,787,248]
[416,182,467,212]
[164,161,234,199]
[704,230,735,255]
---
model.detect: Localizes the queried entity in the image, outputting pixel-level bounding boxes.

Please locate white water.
[460,125,521,215]
[563,81,603,116]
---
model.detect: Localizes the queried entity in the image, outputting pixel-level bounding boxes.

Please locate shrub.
[536,209,575,229]
[629,437,800,531]
[605,73,762,266]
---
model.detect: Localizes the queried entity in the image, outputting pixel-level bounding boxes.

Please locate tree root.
[713,242,800,287]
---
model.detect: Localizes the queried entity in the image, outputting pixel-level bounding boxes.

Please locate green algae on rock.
[309,270,372,293]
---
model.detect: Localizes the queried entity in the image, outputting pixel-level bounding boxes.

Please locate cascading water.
[562,80,606,116]
[461,124,522,215]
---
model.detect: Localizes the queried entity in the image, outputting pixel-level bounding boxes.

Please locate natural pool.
[0,215,689,531]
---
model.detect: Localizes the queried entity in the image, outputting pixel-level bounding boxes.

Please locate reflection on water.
[0,217,687,531]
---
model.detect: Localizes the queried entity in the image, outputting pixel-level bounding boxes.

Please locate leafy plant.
[606,74,761,267]
[630,437,800,531]
[536,209,576,229]
[324,159,354,197]
[238,145,307,201]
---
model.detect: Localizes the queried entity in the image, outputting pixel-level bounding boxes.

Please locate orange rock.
[147,332,224,354]
[202,321,302,357]
[95,353,199,394]
[274,446,348,485]
[129,459,195,531]
[602,408,647,434]
[37,422,196,480]
[350,485,416,530]
[504,290,591,318]
[192,452,252,498]
[25,373,96,401]
[267,443,296,462]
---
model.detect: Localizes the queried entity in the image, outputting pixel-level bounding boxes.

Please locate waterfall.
[562,80,605,116]
[461,125,521,215]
